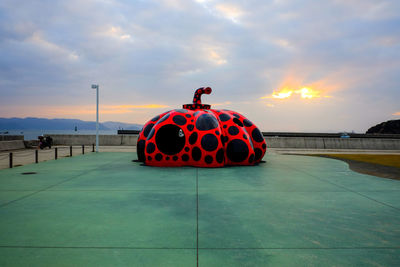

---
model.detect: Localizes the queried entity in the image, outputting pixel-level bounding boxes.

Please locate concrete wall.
[266,137,400,150]
[0,140,26,151]
[48,134,138,146]
[48,134,400,150]
[0,135,24,141]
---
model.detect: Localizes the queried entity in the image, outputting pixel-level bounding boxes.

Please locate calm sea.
[1,130,119,140]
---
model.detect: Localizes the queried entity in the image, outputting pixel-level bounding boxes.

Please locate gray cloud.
[0,0,399,131]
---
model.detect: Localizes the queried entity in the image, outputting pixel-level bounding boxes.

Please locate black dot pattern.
[233,118,243,127]
[201,134,219,152]
[216,148,224,164]
[228,126,239,136]
[226,139,249,162]
[137,140,145,161]
[219,113,231,122]
[155,153,163,161]
[243,119,253,127]
[151,115,160,122]
[254,148,263,162]
[146,142,155,154]
[196,114,219,131]
[182,154,189,161]
[173,115,187,125]
[187,124,194,131]
[189,132,198,145]
[143,123,154,138]
[174,109,188,113]
[205,155,213,164]
[192,147,202,161]
[252,128,264,143]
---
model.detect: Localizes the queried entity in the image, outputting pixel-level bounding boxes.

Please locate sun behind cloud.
[261,86,331,100]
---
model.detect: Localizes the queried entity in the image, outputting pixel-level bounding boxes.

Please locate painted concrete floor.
[0,152,399,266]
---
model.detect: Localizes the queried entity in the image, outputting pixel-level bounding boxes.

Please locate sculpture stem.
[193,87,212,104]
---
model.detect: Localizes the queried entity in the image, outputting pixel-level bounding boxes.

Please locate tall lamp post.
[91,84,99,152]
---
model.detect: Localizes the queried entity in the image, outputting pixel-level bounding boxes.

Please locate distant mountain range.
[0,117,142,131]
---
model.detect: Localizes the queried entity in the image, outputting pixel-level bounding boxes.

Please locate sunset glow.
[261,86,328,100]
[296,87,320,99]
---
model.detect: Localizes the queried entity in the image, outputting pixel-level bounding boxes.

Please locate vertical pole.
[55,148,58,160]
[9,152,13,168]
[82,145,85,155]
[70,146,72,157]
[96,86,99,153]
[35,150,38,163]
[92,143,95,152]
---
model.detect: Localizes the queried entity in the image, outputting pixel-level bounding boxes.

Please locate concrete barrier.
[0,135,24,141]
[49,134,400,150]
[0,140,26,151]
[48,134,138,146]
[266,137,400,150]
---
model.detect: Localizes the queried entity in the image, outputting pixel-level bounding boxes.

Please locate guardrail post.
[92,144,95,152]
[9,152,13,168]
[35,150,38,163]
[70,146,72,157]
[82,145,84,154]
[55,148,58,160]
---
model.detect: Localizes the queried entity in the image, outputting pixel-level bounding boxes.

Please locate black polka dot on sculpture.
[151,115,160,122]
[155,153,163,161]
[174,109,188,113]
[185,147,190,152]
[201,134,219,152]
[147,128,155,140]
[216,148,224,164]
[233,118,243,127]
[143,123,154,138]
[226,139,249,162]
[146,142,155,154]
[173,156,178,161]
[182,154,189,161]
[148,156,152,161]
[262,143,267,149]
[196,114,219,131]
[137,140,145,161]
[249,154,254,163]
[185,114,191,118]
[233,114,240,119]
[192,147,202,161]
[219,113,230,122]
[228,126,239,136]
[205,155,213,164]
[254,148,263,161]
[189,132,198,145]
[187,124,194,131]
[158,113,170,124]
[173,115,187,126]
[243,134,248,140]
[252,128,264,143]
[166,156,170,160]
[243,119,253,127]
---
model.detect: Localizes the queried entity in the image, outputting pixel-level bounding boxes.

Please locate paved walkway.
[0,152,399,266]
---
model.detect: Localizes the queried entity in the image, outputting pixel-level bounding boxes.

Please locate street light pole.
[91,84,99,152]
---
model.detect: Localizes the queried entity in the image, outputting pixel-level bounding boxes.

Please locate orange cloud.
[393,112,400,116]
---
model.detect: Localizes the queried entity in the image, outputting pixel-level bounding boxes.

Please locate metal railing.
[0,144,95,169]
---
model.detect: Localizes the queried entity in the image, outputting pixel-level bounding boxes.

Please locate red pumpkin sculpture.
[137,87,266,167]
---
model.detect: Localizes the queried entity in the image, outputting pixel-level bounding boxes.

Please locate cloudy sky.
[0,0,399,132]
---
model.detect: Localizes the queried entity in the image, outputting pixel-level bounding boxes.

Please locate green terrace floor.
[0,152,399,266]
